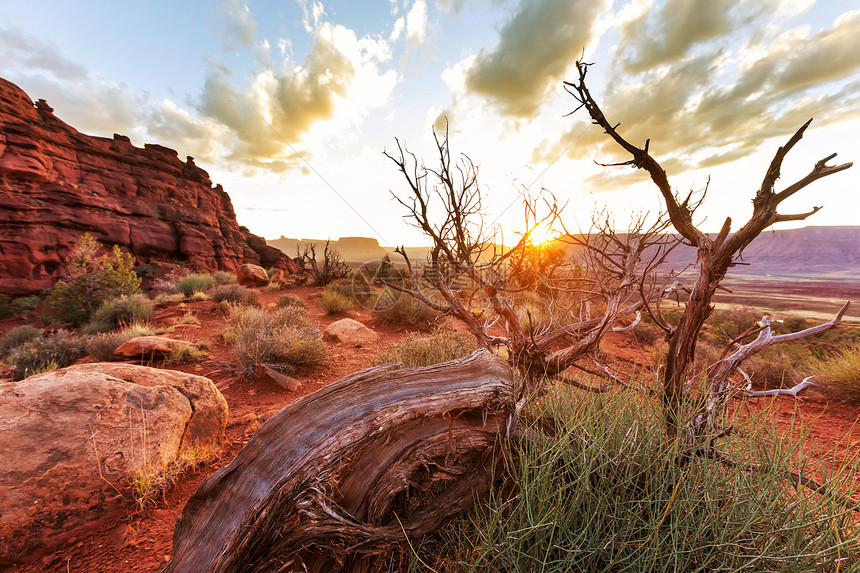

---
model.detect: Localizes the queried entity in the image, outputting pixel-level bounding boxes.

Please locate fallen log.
[166,350,514,573]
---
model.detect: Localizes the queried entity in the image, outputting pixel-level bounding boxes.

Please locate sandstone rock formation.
[113,335,193,359]
[0,363,227,565]
[323,318,379,347]
[0,77,300,296]
[236,263,270,287]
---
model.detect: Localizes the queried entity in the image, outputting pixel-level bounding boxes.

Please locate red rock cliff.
[0,77,297,296]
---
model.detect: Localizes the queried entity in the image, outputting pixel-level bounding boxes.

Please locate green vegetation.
[0,294,10,320]
[374,327,476,369]
[127,442,215,511]
[209,284,259,306]
[811,344,860,405]
[177,273,216,297]
[6,330,85,379]
[11,295,40,316]
[226,306,325,378]
[84,324,156,361]
[320,287,354,315]
[84,294,154,334]
[43,234,140,325]
[0,325,42,356]
[212,271,237,285]
[375,287,440,328]
[416,388,859,572]
[278,294,306,309]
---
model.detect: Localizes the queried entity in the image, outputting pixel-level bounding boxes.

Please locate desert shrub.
[11,295,40,316]
[212,271,237,285]
[43,234,140,325]
[0,325,42,356]
[84,324,156,361]
[209,284,259,306]
[373,327,476,369]
[374,287,440,328]
[416,389,860,572]
[152,278,180,295]
[278,294,306,309]
[632,323,660,346]
[810,344,860,404]
[127,441,215,511]
[84,294,154,334]
[0,295,10,320]
[190,291,211,301]
[227,307,323,377]
[133,262,157,278]
[165,341,208,364]
[320,287,354,315]
[7,330,85,379]
[265,282,282,292]
[177,273,216,297]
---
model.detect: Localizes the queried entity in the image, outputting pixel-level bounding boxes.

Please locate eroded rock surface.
[0,364,226,565]
[0,77,300,296]
[323,318,379,347]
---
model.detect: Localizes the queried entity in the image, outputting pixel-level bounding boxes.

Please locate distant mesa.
[0,76,299,296]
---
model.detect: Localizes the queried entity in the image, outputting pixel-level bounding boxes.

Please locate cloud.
[198,20,397,170]
[214,0,257,49]
[533,8,860,190]
[406,0,428,45]
[390,17,405,42]
[0,26,87,81]
[617,0,734,73]
[463,0,606,118]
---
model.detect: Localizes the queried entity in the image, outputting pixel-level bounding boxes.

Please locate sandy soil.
[2,284,858,573]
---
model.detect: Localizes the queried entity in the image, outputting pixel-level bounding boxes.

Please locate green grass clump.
[84,294,154,334]
[415,389,859,572]
[373,327,476,369]
[810,344,860,405]
[7,330,85,379]
[84,324,156,361]
[278,294,306,309]
[227,306,324,378]
[320,287,355,315]
[177,273,216,297]
[0,325,42,356]
[375,288,440,328]
[0,294,10,320]
[11,295,40,316]
[209,284,259,306]
[212,271,237,285]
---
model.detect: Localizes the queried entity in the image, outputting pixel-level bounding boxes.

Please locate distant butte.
[0,77,299,296]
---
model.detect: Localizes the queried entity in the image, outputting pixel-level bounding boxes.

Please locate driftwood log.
[166,351,514,573]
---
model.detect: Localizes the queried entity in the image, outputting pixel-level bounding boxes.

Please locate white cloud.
[406,0,428,45]
[390,17,405,42]
[214,0,257,49]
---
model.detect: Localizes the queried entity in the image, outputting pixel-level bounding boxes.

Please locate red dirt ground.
[2,285,859,573]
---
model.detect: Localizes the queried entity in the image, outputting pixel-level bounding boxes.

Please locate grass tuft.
[84,294,154,334]
[177,273,216,297]
[373,327,476,369]
[320,287,355,315]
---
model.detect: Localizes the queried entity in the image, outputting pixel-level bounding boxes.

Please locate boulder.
[113,335,191,359]
[323,318,379,347]
[0,364,227,565]
[0,77,297,296]
[237,263,270,287]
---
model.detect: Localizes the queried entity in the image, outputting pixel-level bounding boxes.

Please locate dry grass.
[128,442,217,511]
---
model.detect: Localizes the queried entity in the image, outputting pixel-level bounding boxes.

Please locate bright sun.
[528,224,557,246]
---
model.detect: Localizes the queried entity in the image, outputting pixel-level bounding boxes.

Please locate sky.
[1,0,858,247]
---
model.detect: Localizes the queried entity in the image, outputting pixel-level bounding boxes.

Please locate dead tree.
[566,60,852,440]
[167,351,514,573]
[298,240,349,286]
[383,126,678,404]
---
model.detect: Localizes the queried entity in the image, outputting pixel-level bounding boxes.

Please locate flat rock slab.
[323,318,379,347]
[114,335,189,358]
[0,364,226,566]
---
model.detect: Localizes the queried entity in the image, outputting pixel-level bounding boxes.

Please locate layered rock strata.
[0,77,297,295]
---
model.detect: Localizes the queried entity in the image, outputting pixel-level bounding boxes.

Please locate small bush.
[11,295,40,316]
[7,330,85,379]
[0,325,42,356]
[278,294,306,309]
[373,327,476,369]
[85,324,156,361]
[227,306,324,378]
[152,278,180,295]
[632,323,660,346]
[375,288,440,328]
[212,271,237,285]
[209,284,259,306]
[43,234,140,325]
[84,294,154,334]
[812,344,860,404]
[190,291,211,301]
[177,273,216,297]
[133,262,157,278]
[320,287,354,315]
[127,442,215,511]
[0,295,10,320]
[165,342,208,364]
[266,282,282,292]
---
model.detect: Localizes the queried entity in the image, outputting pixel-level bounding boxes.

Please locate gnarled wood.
[166,351,514,573]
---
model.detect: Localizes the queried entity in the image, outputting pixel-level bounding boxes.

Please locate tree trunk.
[165,351,514,573]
